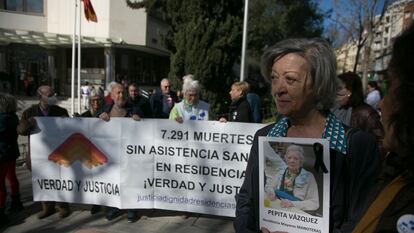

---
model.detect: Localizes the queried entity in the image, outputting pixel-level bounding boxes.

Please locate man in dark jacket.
[150,78,178,118]
[17,85,71,219]
[126,83,152,118]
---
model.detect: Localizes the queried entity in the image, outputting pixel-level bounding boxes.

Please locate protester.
[16,85,71,219]
[76,87,105,214]
[219,81,252,123]
[80,87,105,117]
[169,80,209,122]
[0,93,23,226]
[104,81,117,105]
[264,144,319,211]
[332,72,384,156]
[150,78,179,118]
[126,83,153,118]
[352,23,414,233]
[364,81,381,111]
[81,81,92,110]
[98,83,142,222]
[234,38,381,233]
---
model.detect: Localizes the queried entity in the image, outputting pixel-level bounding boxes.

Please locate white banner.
[31,117,264,217]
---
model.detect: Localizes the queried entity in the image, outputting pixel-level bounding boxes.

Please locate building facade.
[335,0,414,78]
[0,0,170,95]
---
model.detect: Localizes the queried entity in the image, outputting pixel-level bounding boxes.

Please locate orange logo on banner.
[48,133,108,168]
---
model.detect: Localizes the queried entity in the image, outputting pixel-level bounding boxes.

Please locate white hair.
[182,80,200,95]
[284,144,305,166]
[182,74,194,84]
[106,81,118,92]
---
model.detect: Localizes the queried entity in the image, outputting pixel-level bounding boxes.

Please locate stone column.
[104,46,115,89]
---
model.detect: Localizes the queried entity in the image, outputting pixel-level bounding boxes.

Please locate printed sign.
[259,137,330,233]
[31,117,264,217]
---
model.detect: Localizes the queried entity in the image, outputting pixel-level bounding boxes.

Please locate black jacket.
[150,90,178,119]
[227,96,252,123]
[126,96,153,118]
[0,112,20,161]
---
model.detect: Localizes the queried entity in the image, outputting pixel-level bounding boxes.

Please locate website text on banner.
[30,118,264,217]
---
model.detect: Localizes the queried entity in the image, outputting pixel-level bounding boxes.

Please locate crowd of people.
[0,23,412,233]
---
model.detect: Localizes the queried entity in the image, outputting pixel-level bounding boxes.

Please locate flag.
[82,0,97,22]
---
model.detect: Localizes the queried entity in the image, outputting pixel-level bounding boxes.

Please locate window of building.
[385,27,389,33]
[386,16,390,23]
[1,0,43,14]
[384,37,388,46]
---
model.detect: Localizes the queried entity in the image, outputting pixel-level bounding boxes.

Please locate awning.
[0,28,111,48]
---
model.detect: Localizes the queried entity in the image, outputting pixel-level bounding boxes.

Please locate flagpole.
[70,0,77,116]
[240,0,249,81]
[77,0,81,114]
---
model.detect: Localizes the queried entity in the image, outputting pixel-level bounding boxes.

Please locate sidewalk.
[1,167,235,233]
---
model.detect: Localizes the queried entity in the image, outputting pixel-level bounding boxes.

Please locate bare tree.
[326,0,391,88]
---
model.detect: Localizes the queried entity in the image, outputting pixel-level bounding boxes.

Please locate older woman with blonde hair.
[235,38,381,233]
[219,81,252,122]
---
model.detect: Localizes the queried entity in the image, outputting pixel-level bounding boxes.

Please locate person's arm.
[142,99,153,118]
[351,105,385,156]
[150,93,160,118]
[235,126,274,233]
[263,143,286,197]
[169,105,183,123]
[16,110,36,136]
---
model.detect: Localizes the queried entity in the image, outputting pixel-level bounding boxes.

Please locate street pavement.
[1,96,236,233]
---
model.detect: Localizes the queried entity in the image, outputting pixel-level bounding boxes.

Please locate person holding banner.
[234,38,381,233]
[169,80,209,122]
[352,23,414,233]
[98,83,144,122]
[16,85,71,219]
[264,144,319,212]
[126,83,153,118]
[150,78,179,118]
[80,87,105,118]
[219,81,252,123]
[98,83,142,222]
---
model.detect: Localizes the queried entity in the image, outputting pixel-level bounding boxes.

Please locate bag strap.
[352,175,406,233]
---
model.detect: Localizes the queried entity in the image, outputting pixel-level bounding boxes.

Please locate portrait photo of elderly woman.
[264,143,319,214]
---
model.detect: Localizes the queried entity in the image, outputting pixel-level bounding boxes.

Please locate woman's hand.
[280,199,293,208]
[132,114,141,121]
[175,117,183,123]
[219,117,227,123]
[99,112,110,122]
[267,191,276,201]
